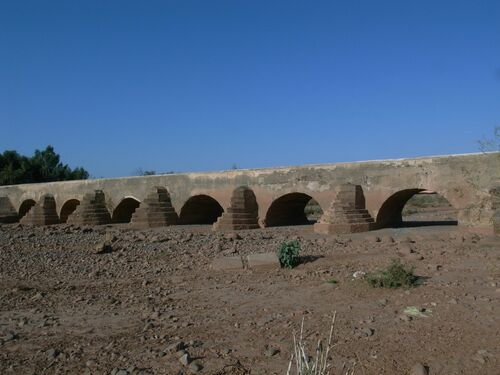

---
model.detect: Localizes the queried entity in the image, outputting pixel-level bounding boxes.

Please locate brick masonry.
[314,183,375,234]
[213,186,260,231]
[131,186,179,228]
[67,190,112,226]
[20,194,60,226]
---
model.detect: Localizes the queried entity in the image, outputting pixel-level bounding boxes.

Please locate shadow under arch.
[60,199,80,223]
[18,199,36,219]
[376,189,458,228]
[179,194,224,224]
[112,197,141,223]
[265,192,323,227]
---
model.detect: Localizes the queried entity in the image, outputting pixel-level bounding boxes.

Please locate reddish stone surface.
[131,187,178,228]
[213,186,260,231]
[314,183,375,234]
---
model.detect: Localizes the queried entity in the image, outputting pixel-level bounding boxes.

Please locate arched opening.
[18,199,36,219]
[179,195,224,224]
[377,189,458,228]
[265,193,323,227]
[60,199,80,223]
[112,197,141,223]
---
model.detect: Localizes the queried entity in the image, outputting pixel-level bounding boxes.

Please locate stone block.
[20,194,60,226]
[67,190,111,226]
[213,186,260,231]
[247,253,280,269]
[314,183,374,235]
[211,256,243,271]
[131,186,178,228]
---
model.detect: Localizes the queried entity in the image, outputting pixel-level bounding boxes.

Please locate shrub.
[278,240,301,268]
[366,259,419,288]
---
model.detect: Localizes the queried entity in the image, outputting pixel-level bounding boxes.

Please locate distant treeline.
[0,146,89,186]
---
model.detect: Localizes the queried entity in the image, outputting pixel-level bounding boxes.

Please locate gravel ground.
[0,223,499,375]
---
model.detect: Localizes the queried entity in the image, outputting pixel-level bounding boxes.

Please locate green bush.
[277,240,301,268]
[0,146,88,186]
[366,259,419,288]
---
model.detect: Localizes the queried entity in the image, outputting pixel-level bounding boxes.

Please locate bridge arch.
[264,192,323,227]
[112,197,141,223]
[60,199,80,223]
[179,194,224,224]
[18,199,36,219]
[376,189,458,228]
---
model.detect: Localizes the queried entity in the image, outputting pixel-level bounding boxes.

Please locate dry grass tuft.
[286,312,356,375]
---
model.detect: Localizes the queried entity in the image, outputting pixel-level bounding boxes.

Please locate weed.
[366,259,419,288]
[277,240,301,269]
[286,312,356,375]
[326,279,338,284]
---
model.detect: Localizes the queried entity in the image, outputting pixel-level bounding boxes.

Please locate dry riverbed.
[0,223,499,375]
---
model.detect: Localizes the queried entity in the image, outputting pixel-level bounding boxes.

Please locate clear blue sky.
[1,1,499,178]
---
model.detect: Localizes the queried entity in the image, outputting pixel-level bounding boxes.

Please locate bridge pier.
[314,184,375,234]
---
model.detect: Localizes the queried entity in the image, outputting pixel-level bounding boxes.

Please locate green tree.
[0,150,26,185]
[0,146,89,185]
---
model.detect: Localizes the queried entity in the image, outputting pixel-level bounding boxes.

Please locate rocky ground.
[0,222,499,375]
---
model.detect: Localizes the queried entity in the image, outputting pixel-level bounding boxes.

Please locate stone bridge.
[0,153,498,233]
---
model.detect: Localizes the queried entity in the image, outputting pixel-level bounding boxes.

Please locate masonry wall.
[0,153,498,230]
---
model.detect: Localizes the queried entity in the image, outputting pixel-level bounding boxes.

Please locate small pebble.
[410,363,429,375]
[179,353,191,366]
[264,347,279,357]
[189,362,203,373]
[46,348,59,359]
